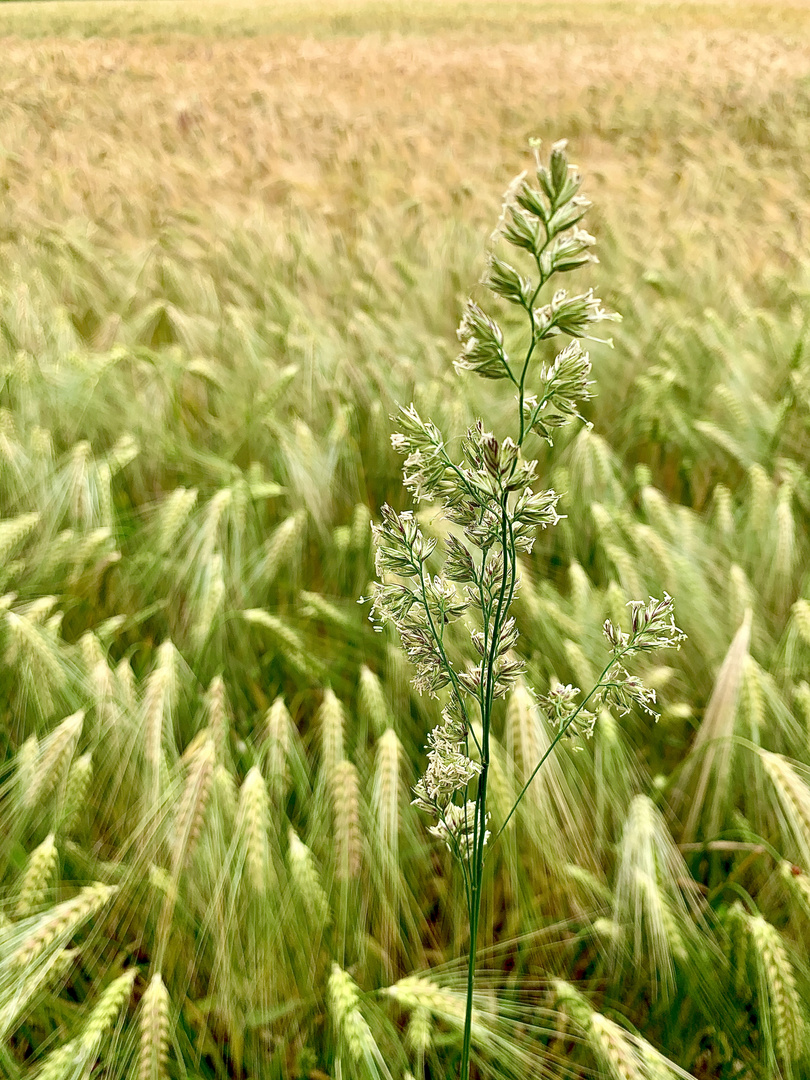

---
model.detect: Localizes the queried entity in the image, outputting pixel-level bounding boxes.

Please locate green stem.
[460,781,486,1080]
[460,497,512,1080]
[516,246,551,444]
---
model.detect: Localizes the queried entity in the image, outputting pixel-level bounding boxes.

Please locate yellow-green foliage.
[0,1,809,1077]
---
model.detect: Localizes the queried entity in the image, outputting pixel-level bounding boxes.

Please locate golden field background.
[0,3,809,1079]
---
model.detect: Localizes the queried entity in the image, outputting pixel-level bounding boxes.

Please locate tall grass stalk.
[368,142,685,1079]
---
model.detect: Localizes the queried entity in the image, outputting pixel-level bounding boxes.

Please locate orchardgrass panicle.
[367,141,686,1080]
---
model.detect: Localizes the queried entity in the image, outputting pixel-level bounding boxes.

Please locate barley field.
[0,1,809,1078]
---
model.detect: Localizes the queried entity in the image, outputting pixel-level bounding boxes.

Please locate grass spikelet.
[792,598,810,648]
[371,728,403,977]
[156,486,198,555]
[0,511,39,570]
[0,945,75,1042]
[772,482,796,605]
[332,759,362,882]
[739,655,766,742]
[253,509,306,588]
[300,590,357,634]
[594,710,639,855]
[115,657,137,713]
[14,733,39,806]
[789,599,810,658]
[191,550,225,650]
[264,695,295,805]
[350,501,372,555]
[15,834,58,918]
[359,664,391,737]
[138,971,170,1080]
[675,610,751,838]
[383,975,481,1034]
[287,827,331,929]
[632,524,672,587]
[589,1011,647,1080]
[80,631,115,707]
[640,485,676,541]
[563,638,596,688]
[554,981,680,1080]
[614,795,698,994]
[142,641,177,771]
[203,675,229,763]
[11,884,117,968]
[563,863,614,908]
[24,710,83,812]
[568,560,593,624]
[758,749,810,865]
[241,608,320,679]
[747,463,772,536]
[372,728,402,856]
[199,487,231,563]
[59,751,92,837]
[236,766,271,893]
[711,482,734,539]
[319,688,345,783]
[67,440,94,525]
[746,912,806,1069]
[5,607,67,718]
[79,967,136,1053]
[484,733,516,836]
[33,1038,78,1080]
[504,680,591,866]
[328,963,389,1075]
[729,565,756,640]
[406,1003,432,1064]
[725,902,750,997]
[785,599,810,675]
[505,681,540,787]
[212,763,238,831]
[171,737,215,874]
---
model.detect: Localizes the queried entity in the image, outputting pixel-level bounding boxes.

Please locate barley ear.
[24,710,83,812]
[11,883,117,968]
[287,827,331,929]
[236,766,271,893]
[79,968,136,1054]
[138,972,170,1080]
[328,963,389,1075]
[673,611,751,839]
[319,688,345,783]
[32,1038,79,1080]
[203,674,229,762]
[759,749,810,865]
[332,759,362,882]
[15,834,58,918]
[265,695,293,805]
[747,911,806,1069]
[359,665,390,737]
[554,980,683,1080]
[59,751,92,837]
[142,641,178,772]
[171,737,215,874]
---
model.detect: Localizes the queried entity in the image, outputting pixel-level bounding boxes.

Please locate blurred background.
[0,2,809,1078]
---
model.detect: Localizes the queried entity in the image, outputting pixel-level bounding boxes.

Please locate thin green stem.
[516,246,552,444]
[460,494,513,1080]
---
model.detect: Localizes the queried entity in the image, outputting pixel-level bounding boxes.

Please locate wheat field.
[0,1,809,1078]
